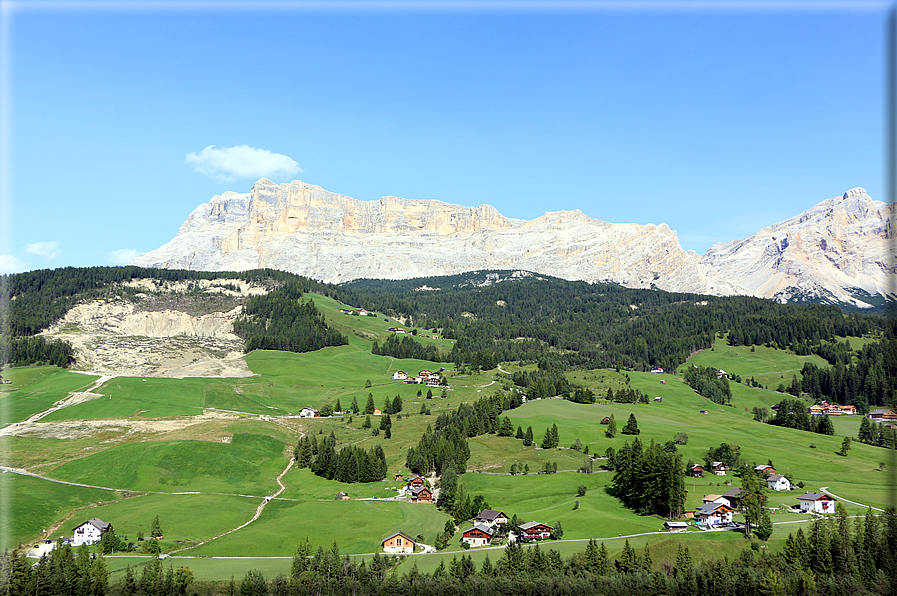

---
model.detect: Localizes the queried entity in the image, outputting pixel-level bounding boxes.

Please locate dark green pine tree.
[621,413,640,435]
[606,414,617,438]
[498,417,514,437]
[365,394,375,414]
[334,398,342,413]
[362,415,371,429]
[383,396,393,415]
[392,395,403,413]
[350,396,359,414]
[550,423,559,448]
[524,426,534,446]
[515,425,524,440]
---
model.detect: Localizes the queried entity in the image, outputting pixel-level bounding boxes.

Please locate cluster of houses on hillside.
[807,402,858,416]
[382,504,555,553]
[340,308,370,316]
[386,327,441,339]
[393,369,446,388]
[459,510,552,548]
[690,487,838,530]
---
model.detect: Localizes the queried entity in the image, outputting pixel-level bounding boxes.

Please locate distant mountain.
[131,180,894,308]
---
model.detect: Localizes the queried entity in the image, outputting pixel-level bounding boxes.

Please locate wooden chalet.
[664,521,688,533]
[518,521,552,541]
[409,486,434,503]
[688,464,705,478]
[696,502,734,528]
[382,532,416,554]
[754,465,776,475]
[710,461,729,476]
[869,409,897,422]
[462,524,495,547]
[407,476,425,489]
[474,509,508,527]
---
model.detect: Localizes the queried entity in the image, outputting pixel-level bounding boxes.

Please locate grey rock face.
[131,180,893,307]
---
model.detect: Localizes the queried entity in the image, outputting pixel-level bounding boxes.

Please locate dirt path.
[2,375,115,432]
[819,486,885,512]
[169,459,294,554]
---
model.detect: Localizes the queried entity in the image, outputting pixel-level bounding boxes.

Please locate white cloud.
[0,255,28,275]
[108,249,140,265]
[25,241,61,260]
[185,144,301,181]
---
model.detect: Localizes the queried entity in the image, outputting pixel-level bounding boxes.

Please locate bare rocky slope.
[131,180,894,308]
[41,279,267,378]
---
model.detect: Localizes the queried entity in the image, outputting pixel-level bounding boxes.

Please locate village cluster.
[382,507,553,554]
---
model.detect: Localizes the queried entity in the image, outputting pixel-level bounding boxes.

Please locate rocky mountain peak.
[132,180,893,308]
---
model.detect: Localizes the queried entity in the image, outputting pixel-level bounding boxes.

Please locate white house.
[462,524,495,547]
[702,494,732,508]
[299,407,318,418]
[72,518,112,546]
[474,509,508,527]
[767,474,791,492]
[798,492,837,513]
[695,503,734,528]
[392,371,408,380]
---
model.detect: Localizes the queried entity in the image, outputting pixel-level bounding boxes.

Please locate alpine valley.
[131,179,894,309]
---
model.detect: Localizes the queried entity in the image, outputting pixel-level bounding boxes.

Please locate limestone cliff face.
[131,179,740,294]
[700,188,894,307]
[131,180,893,307]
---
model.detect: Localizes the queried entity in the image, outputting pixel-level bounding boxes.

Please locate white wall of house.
[72,524,103,546]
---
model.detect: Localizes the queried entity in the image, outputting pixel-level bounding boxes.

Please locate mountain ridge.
[131,179,894,308]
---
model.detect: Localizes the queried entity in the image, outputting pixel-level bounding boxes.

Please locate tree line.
[22,509,891,595]
[233,282,348,353]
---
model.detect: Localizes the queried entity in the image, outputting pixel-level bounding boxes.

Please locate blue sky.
[1,1,890,274]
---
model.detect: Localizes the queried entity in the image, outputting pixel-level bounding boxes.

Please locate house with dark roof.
[696,502,734,528]
[474,509,508,527]
[409,486,434,503]
[518,521,552,541]
[72,518,112,546]
[721,487,746,508]
[767,474,791,492]
[798,491,836,513]
[462,524,495,547]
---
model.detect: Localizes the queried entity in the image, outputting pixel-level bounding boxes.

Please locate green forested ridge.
[1,266,360,337]
[349,271,885,375]
[233,282,348,353]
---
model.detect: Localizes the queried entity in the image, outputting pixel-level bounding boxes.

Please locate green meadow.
[48,433,288,495]
[3,299,892,580]
[0,472,115,550]
[178,498,451,556]
[0,367,98,425]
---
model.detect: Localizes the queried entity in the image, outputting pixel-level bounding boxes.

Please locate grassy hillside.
[3,292,892,576]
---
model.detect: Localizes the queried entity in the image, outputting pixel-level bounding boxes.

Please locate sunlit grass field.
[3,299,892,578]
[0,367,98,425]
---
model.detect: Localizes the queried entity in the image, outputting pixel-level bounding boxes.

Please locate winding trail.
[1,375,115,433]
[819,486,885,512]
[169,459,294,554]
